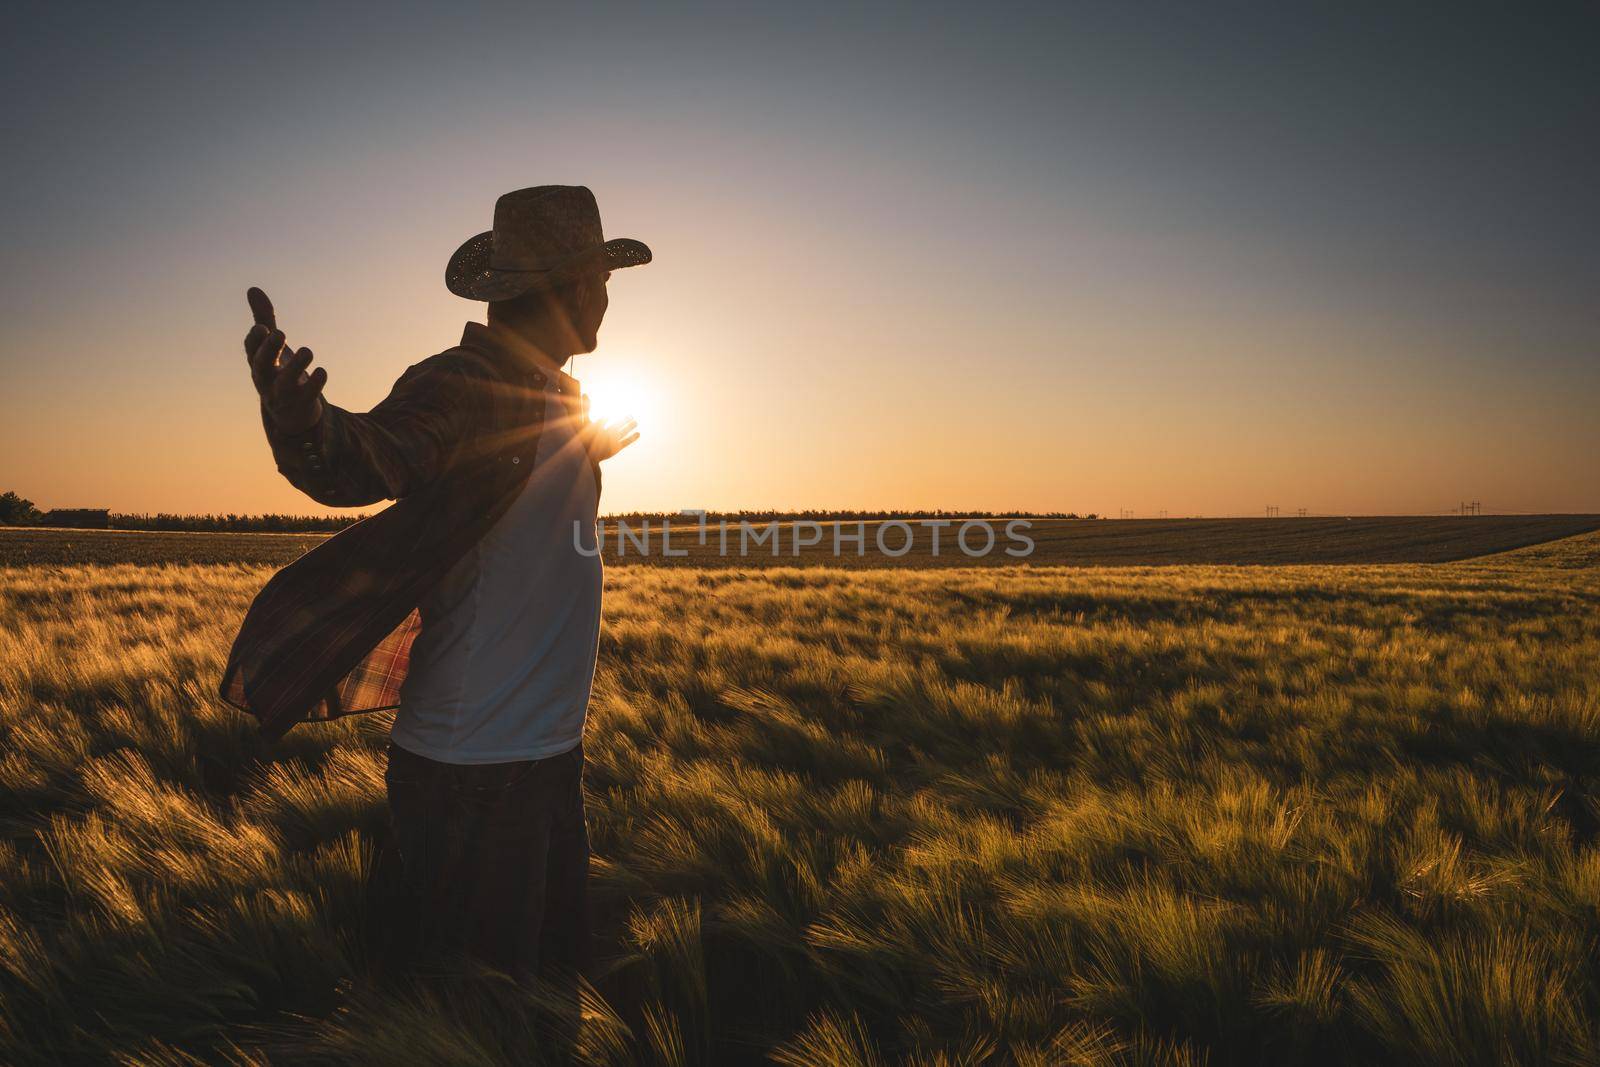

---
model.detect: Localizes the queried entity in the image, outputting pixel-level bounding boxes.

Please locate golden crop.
[2,532,1598,1063]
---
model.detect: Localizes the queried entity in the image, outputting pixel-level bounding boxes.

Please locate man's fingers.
[244,325,272,390]
[249,329,287,391]
[251,328,285,362]
[296,365,328,400]
[618,430,640,450]
[282,366,327,408]
[244,323,269,357]
[275,346,314,390]
[247,287,277,330]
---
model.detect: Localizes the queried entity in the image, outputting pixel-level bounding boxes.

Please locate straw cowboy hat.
[445,185,652,302]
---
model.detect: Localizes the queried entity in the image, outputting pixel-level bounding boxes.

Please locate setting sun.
[576,359,661,431]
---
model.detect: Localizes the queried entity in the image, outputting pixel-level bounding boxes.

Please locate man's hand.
[244,287,326,435]
[582,400,639,463]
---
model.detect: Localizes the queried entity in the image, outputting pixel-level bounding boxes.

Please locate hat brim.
[445,232,652,301]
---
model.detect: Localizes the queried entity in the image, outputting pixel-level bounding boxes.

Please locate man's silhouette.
[222,186,651,980]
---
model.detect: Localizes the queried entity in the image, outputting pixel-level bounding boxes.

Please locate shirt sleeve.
[263,355,477,507]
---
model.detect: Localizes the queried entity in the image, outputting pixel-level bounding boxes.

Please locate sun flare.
[577,361,660,431]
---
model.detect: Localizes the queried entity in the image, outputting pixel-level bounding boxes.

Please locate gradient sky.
[2,2,1596,517]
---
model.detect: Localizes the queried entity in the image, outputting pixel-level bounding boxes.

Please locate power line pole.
[1266,505,1279,517]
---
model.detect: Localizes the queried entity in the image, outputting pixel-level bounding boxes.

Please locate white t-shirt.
[390,374,602,764]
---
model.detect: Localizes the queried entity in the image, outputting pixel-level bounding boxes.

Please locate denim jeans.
[374,739,591,981]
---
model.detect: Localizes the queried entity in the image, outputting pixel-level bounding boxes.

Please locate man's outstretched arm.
[244,287,472,507]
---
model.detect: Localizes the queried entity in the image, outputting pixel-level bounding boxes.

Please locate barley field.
[3,531,1600,1063]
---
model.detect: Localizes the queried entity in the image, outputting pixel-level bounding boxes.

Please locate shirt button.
[511,457,521,465]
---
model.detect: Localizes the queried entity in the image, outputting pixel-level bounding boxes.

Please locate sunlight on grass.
[2,534,1599,1061]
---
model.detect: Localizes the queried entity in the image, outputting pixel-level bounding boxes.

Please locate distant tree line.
[0,492,42,526]
[2,491,1098,531]
[0,493,368,531]
[605,508,1100,523]
[108,513,368,532]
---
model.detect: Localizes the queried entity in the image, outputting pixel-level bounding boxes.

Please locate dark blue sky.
[3,2,1596,514]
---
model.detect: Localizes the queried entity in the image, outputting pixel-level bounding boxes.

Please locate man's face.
[574,271,611,353]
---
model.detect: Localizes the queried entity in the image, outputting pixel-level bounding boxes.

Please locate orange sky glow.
[2,6,1596,518]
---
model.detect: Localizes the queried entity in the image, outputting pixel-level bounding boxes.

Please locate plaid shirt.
[220,322,597,740]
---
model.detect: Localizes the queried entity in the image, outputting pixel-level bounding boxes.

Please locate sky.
[2,2,1596,518]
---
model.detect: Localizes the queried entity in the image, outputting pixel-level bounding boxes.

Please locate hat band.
[490,241,600,273]
[491,254,558,272]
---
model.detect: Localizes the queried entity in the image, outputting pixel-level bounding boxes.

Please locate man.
[221,185,651,980]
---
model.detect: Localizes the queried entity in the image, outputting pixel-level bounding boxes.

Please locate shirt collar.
[460,322,580,394]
